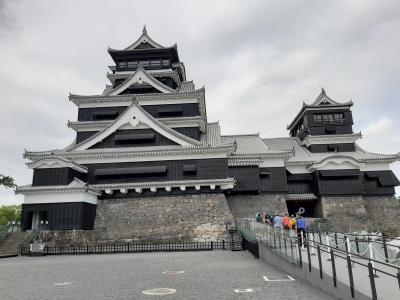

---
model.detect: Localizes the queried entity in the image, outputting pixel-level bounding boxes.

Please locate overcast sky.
[1,0,399,205]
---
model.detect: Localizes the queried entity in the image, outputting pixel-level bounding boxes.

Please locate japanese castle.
[16,27,400,240]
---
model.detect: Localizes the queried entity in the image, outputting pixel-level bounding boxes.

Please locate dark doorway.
[286,200,322,218]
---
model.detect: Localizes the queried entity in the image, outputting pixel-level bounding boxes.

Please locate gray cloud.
[1,0,400,204]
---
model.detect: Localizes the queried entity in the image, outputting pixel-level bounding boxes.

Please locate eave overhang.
[108,45,179,64]
[68,116,206,132]
[24,143,236,162]
[301,132,362,147]
[16,179,101,196]
[91,178,235,191]
[27,157,88,173]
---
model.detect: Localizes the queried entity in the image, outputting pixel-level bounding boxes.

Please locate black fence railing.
[243,220,400,300]
[19,241,231,256]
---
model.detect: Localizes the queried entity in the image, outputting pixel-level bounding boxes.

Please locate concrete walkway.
[0,251,335,300]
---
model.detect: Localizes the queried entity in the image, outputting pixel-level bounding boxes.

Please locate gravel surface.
[0,251,335,299]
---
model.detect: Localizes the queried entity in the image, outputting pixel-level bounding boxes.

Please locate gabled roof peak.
[310,88,352,107]
[123,26,165,51]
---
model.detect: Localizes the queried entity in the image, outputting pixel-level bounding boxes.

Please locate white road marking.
[162,271,185,275]
[263,275,295,282]
[52,282,73,286]
[142,288,177,295]
[234,288,256,293]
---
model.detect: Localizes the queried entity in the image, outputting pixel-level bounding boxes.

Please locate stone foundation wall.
[320,195,372,232]
[225,193,287,219]
[363,196,400,236]
[94,193,233,243]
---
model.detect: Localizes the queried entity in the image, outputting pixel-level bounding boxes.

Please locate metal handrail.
[253,222,400,300]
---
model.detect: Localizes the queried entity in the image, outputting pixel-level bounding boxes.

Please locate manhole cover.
[142,288,176,295]
[235,288,255,293]
[53,282,73,286]
[162,271,185,275]
[263,275,295,282]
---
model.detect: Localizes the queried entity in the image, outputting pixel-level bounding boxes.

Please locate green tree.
[0,175,16,188]
[0,205,21,227]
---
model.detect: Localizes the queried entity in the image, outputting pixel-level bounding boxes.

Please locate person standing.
[273,214,282,228]
[282,213,291,230]
[296,215,307,246]
[290,215,296,230]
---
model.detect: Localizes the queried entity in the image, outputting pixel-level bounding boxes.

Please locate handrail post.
[317,245,323,279]
[368,262,378,300]
[298,238,303,268]
[330,249,337,288]
[383,237,389,263]
[346,255,355,298]
[306,240,312,272]
[310,233,316,256]
[326,235,332,261]
[355,236,360,254]
[368,242,379,278]
[334,232,338,248]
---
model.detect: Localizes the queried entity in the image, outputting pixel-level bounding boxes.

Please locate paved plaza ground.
[0,251,335,299]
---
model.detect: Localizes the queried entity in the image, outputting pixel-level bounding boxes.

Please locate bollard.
[326,235,332,261]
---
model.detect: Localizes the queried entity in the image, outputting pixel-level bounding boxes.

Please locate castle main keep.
[16,28,400,241]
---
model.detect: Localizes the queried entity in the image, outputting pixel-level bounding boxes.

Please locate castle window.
[327,145,339,152]
[117,61,127,69]
[314,114,322,122]
[93,111,119,120]
[127,61,138,68]
[141,60,150,68]
[162,59,170,67]
[151,59,161,67]
[183,164,197,175]
[334,113,344,122]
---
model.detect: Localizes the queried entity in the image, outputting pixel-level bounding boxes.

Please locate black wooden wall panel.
[76,131,98,143]
[315,170,362,195]
[258,167,288,192]
[78,103,199,121]
[174,127,201,140]
[228,167,259,191]
[21,202,96,231]
[308,143,355,153]
[85,158,228,184]
[32,168,86,186]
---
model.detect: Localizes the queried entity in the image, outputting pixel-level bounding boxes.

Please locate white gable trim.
[27,157,88,173]
[124,26,164,50]
[301,132,362,147]
[71,102,201,151]
[307,155,364,171]
[106,66,175,96]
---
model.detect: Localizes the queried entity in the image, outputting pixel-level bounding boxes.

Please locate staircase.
[226,221,242,251]
[0,232,27,258]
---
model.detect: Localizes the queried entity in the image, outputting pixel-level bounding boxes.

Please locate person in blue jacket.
[296,216,307,247]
